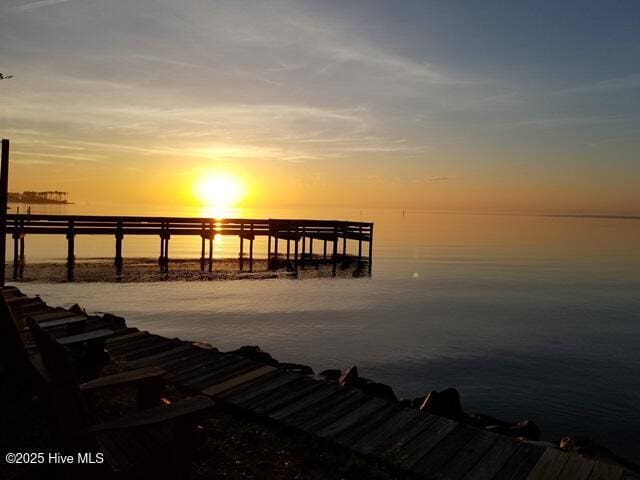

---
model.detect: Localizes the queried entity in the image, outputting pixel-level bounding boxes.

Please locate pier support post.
[286,238,290,262]
[208,222,214,272]
[294,235,299,272]
[267,235,272,269]
[159,233,165,271]
[200,236,206,272]
[239,231,244,271]
[249,225,254,272]
[332,229,338,277]
[114,221,123,273]
[301,227,306,268]
[19,235,25,278]
[66,220,75,281]
[200,224,206,272]
[274,234,279,267]
[358,224,363,264]
[12,234,19,280]
[163,234,170,272]
[368,224,374,274]
[342,236,347,258]
[323,239,327,260]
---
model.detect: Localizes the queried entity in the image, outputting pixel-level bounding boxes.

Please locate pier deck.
[12,288,637,480]
[5,214,373,279]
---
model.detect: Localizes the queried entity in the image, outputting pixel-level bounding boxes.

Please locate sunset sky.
[1,0,639,214]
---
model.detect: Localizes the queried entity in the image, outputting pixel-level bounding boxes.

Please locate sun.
[194,173,246,211]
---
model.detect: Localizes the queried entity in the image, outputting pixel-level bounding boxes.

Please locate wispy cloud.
[14,0,70,12]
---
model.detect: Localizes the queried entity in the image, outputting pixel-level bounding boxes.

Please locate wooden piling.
[358,224,363,263]
[249,225,254,272]
[115,221,123,273]
[267,235,272,269]
[294,234,299,272]
[208,222,214,272]
[66,220,75,281]
[301,226,306,268]
[332,228,338,277]
[12,234,19,280]
[19,235,25,278]
[239,223,245,271]
[368,224,374,274]
[342,236,347,257]
[323,239,327,260]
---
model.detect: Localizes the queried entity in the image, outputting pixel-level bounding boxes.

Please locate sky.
[1,0,639,214]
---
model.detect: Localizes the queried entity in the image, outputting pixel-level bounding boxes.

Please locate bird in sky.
[0,73,14,80]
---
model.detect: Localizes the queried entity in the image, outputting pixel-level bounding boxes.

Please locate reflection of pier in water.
[5,214,373,281]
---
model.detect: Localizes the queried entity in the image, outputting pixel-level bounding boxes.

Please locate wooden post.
[0,139,9,287]
[301,226,306,267]
[19,234,25,278]
[274,234,278,265]
[66,220,75,281]
[368,223,374,274]
[286,238,290,261]
[267,234,272,269]
[358,224,363,263]
[12,233,18,280]
[200,224,206,272]
[115,221,123,273]
[309,237,313,264]
[159,231,165,270]
[342,236,347,257]
[164,232,170,272]
[208,222,213,272]
[332,227,338,277]
[294,233,299,272]
[323,239,327,260]
[249,224,254,272]
[239,224,244,272]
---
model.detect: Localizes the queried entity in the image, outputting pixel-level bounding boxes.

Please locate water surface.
[11,205,640,460]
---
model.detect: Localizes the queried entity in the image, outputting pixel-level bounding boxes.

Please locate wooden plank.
[117,340,182,361]
[217,369,291,402]
[248,379,325,415]
[392,415,458,470]
[107,335,170,356]
[334,403,404,447]
[231,374,312,408]
[351,407,421,455]
[268,384,342,421]
[105,330,146,346]
[126,344,198,368]
[201,365,276,397]
[315,396,390,439]
[279,388,363,430]
[31,310,83,322]
[80,366,165,391]
[558,454,596,480]
[465,435,521,480]
[38,316,86,329]
[176,355,252,385]
[494,444,546,480]
[588,461,624,480]
[427,429,498,480]
[57,328,113,345]
[525,448,570,480]
[410,423,479,476]
[589,460,624,480]
[379,414,442,459]
[166,354,244,383]
[186,360,259,391]
[296,389,369,433]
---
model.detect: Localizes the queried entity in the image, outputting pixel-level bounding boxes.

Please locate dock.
[5,214,374,280]
[9,287,638,480]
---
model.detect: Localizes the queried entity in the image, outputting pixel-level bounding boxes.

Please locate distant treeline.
[8,191,70,204]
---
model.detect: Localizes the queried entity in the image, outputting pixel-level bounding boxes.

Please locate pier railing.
[5,214,373,280]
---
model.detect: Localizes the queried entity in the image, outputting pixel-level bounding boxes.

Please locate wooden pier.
[5,214,373,280]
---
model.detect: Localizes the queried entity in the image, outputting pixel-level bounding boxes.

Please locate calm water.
[9,204,640,460]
